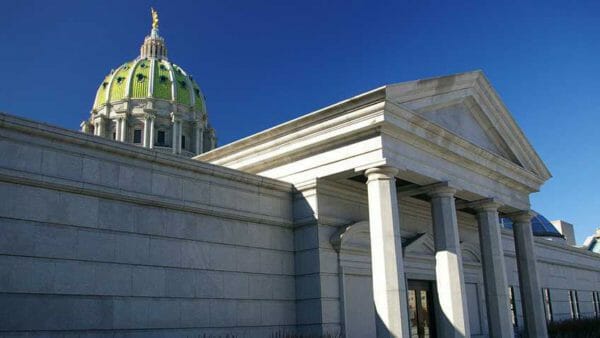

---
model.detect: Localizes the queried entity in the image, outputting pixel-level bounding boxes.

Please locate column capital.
[427,183,457,198]
[364,166,398,181]
[507,210,534,224]
[468,198,502,213]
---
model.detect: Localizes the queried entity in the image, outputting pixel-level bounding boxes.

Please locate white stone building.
[0,10,599,338]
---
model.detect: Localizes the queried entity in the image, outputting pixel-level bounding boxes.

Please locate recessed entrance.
[407,280,436,338]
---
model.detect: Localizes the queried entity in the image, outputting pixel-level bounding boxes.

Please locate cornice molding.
[471,74,551,180]
[196,87,387,164]
[0,112,292,193]
[198,103,387,172]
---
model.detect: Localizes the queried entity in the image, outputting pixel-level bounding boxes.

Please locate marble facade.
[1,71,599,337]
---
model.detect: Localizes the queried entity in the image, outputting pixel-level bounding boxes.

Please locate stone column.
[171,116,178,154]
[97,119,105,137]
[142,114,155,148]
[177,120,183,153]
[149,116,155,149]
[429,186,470,338]
[475,202,514,338]
[209,128,217,150]
[510,211,548,338]
[115,118,121,141]
[119,116,127,142]
[364,166,410,338]
[195,122,204,155]
[143,117,149,147]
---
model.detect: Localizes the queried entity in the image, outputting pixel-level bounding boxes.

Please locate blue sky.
[1,0,598,243]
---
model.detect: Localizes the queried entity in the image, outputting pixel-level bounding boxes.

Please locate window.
[569,290,580,319]
[593,291,600,318]
[508,286,518,327]
[181,135,186,149]
[157,130,165,146]
[542,288,553,322]
[133,129,142,144]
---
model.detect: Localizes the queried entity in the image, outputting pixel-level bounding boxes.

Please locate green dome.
[93,58,206,113]
[82,9,217,158]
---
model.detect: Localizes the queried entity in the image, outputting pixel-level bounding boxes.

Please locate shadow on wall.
[270,331,341,338]
[547,318,600,338]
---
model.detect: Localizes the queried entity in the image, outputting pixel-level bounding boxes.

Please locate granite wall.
[0,113,295,337]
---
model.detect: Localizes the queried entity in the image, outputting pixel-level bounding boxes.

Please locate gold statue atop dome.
[151,7,159,29]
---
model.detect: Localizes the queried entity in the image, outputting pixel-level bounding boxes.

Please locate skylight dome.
[500,211,564,238]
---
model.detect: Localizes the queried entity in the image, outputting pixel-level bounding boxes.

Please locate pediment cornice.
[386,71,551,181]
[381,101,545,193]
[385,71,550,182]
[470,74,551,180]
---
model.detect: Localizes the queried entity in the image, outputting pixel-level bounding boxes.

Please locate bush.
[547,317,600,338]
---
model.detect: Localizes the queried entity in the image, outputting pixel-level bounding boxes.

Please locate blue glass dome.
[500,211,564,238]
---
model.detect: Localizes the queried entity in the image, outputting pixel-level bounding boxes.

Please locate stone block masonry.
[0,113,295,337]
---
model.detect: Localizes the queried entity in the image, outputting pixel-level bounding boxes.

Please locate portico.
[197,71,553,337]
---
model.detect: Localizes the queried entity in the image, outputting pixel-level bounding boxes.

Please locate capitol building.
[0,9,599,338]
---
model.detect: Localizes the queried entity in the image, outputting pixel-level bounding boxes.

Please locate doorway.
[407,280,436,338]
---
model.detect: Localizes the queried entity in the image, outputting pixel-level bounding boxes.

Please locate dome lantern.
[140,8,168,60]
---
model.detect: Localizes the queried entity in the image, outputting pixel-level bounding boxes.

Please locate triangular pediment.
[403,232,435,256]
[404,94,521,165]
[384,71,551,180]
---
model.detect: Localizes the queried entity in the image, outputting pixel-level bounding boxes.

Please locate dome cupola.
[81,8,216,157]
[140,8,168,60]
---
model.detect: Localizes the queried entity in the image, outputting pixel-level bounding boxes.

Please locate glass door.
[407,280,436,338]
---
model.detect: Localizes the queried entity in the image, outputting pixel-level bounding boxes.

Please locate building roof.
[196,71,551,210]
